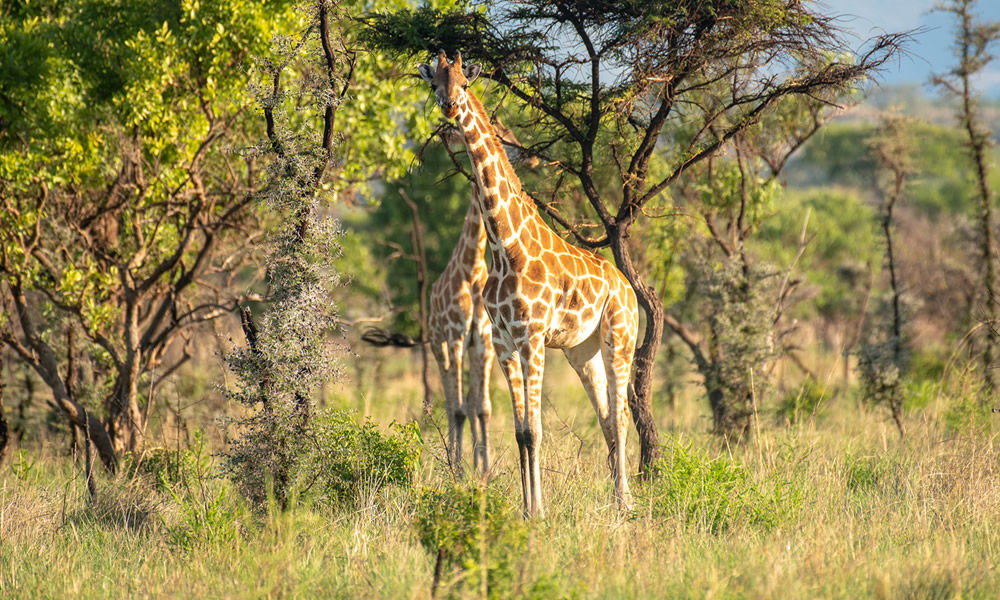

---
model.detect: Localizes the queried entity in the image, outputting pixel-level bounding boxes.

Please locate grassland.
[2,352,999,599]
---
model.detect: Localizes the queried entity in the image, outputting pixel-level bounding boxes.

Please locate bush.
[224,410,421,509]
[775,377,829,424]
[167,482,246,551]
[643,438,801,533]
[310,414,422,504]
[121,432,209,492]
[413,482,528,599]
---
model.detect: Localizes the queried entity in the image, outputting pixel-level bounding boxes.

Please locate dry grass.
[2,353,999,598]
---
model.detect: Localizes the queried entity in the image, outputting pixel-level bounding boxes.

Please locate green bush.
[413,482,528,599]
[943,390,992,435]
[643,438,802,533]
[224,410,422,509]
[121,432,209,492]
[309,414,422,504]
[167,482,246,551]
[775,377,829,424]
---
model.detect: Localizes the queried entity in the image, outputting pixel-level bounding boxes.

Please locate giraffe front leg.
[518,335,547,518]
[492,334,530,515]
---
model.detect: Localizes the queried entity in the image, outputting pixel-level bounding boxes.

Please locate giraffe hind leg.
[601,306,635,513]
[467,313,494,476]
[563,330,615,452]
[438,340,466,477]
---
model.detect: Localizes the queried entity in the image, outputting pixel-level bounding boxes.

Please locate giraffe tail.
[359,327,419,348]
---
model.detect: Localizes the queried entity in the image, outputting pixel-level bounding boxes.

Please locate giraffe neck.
[455,93,540,259]
[453,200,487,272]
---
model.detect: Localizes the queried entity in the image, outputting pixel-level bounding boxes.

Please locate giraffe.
[430,122,537,477]
[419,50,639,516]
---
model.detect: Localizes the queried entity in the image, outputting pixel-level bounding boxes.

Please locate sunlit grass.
[3,354,999,598]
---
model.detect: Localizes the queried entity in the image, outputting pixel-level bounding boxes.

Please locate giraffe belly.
[544,308,602,349]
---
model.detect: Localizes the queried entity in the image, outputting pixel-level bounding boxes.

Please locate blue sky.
[824,0,1000,96]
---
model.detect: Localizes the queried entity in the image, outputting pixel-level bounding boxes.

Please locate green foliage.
[121,431,211,492]
[309,414,422,504]
[695,256,776,435]
[901,350,948,411]
[225,409,421,509]
[361,146,471,334]
[698,161,782,229]
[943,387,993,434]
[167,482,245,550]
[755,188,878,323]
[775,377,829,425]
[10,449,39,483]
[844,454,889,493]
[842,452,910,497]
[643,437,802,533]
[413,482,528,599]
[796,121,997,217]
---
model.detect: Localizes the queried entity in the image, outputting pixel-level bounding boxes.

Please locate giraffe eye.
[462,83,469,90]
[431,84,438,91]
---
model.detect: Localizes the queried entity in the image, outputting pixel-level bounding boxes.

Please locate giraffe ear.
[417,63,435,83]
[463,63,482,83]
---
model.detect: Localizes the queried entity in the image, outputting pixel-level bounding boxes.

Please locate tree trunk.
[5,284,118,471]
[82,405,98,502]
[0,350,9,464]
[884,182,907,439]
[608,226,661,474]
[400,189,434,415]
[107,298,144,453]
[968,114,997,394]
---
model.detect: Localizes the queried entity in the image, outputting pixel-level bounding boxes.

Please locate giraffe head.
[418,50,481,120]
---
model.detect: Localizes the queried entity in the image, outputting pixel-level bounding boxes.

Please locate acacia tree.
[932,0,1000,393]
[366,0,905,463]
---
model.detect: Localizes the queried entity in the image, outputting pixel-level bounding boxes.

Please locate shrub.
[224,410,421,509]
[125,431,247,549]
[413,482,528,599]
[775,377,829,424]
[121,431,209,492]
[643,438,801,533]
[857,337,908,435]
[309,414,422,505]
[167,482,246,551]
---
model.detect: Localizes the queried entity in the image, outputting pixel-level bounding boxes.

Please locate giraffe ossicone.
[418,50,639,516]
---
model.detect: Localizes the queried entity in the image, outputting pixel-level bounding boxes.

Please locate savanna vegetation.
[3,0,1000,598]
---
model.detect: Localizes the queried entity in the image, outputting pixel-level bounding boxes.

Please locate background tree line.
[2,0,999,478]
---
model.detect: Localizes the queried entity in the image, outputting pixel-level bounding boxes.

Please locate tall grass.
[2,358,999,598]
